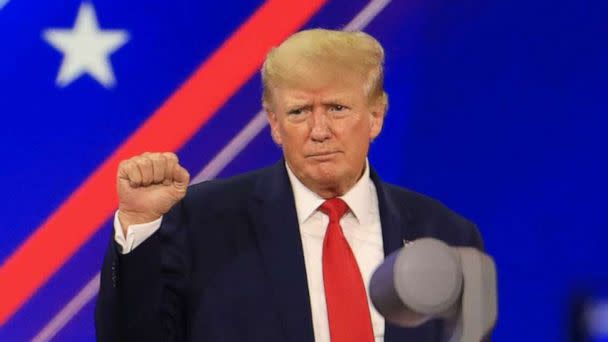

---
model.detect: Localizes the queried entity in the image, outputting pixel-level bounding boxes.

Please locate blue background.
[0,0,606,340]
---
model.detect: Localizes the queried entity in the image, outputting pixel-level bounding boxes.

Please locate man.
[95,29,483,342]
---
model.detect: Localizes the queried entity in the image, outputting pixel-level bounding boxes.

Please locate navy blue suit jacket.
[95,161,483,342]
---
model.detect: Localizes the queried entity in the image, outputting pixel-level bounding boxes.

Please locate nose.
[309,108,331,142]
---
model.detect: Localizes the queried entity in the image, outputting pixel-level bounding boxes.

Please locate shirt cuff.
[113,211,163,254]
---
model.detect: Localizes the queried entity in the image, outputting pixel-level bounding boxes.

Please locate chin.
[307,168,345,187]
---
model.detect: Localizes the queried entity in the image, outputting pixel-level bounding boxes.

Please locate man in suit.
[95,29,484,342]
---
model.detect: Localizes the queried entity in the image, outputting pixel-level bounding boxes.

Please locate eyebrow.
[285,102,311,111]
[283,95,350,110]
[321,99,347,105]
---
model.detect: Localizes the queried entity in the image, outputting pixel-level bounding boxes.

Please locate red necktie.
[320,198,374,342]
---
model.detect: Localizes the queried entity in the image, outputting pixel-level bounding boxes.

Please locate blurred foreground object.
[370,238,497,341]
[571,290,608,342]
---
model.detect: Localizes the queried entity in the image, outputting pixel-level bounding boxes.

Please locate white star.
[43,2,129,88]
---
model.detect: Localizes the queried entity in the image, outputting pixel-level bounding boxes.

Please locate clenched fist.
[117,152,190,235]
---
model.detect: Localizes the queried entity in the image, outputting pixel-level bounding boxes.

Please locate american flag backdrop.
[0,0,607,341]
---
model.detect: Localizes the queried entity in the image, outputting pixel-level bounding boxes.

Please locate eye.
[288,108,303,115]
[330,104,346,112]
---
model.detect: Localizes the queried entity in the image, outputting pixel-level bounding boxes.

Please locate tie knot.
[319,198,349,222]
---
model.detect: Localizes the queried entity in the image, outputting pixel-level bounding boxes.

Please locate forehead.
[271,73,367,107]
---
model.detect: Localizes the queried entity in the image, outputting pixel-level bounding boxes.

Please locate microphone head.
[370,238,463,327]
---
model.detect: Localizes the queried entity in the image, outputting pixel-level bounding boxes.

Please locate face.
[266,76,385,198]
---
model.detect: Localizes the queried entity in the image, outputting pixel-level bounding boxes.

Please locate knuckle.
[163,152,178,162]
[127,165,138,176]
[153,154,166,165]
[141,157,153,167]
[129,163,140,175]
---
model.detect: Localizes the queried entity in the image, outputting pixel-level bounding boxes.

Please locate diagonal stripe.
[30,273,100,342]
[343,0,391,31]
[192,109,269,184]
[32,0,393,339]
[0,0,328,326]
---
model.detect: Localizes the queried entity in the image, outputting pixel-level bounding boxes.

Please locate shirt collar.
[285,159,372,225]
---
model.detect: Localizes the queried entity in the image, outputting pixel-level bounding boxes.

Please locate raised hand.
[116,152,190,235]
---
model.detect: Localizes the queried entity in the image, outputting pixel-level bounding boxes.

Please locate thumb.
[172,164,190,189]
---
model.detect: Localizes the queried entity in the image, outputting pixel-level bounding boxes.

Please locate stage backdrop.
[1,0,606,340]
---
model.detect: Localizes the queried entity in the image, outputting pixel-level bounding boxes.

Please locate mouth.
[306,151,342,161]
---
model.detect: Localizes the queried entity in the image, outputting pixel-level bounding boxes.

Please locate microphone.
[369,238,497,342]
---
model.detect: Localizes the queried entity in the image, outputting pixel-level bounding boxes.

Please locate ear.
[369,99,386,141]
[266,108,283,145]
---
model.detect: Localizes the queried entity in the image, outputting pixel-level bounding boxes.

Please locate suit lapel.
[248,162,315,342]
[370,169,411,258]
[370,169,423,342]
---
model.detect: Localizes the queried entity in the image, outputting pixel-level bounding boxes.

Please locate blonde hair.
[261,29,388,112]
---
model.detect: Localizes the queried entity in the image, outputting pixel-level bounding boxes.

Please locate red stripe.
[0,0,327,325]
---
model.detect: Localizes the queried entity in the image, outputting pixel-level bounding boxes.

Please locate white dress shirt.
[285,161,385,342]
[114,161,385,342]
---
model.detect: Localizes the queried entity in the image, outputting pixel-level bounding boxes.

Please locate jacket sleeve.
[95,199,190,342]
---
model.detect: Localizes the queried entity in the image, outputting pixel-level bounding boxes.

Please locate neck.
[310,184,351,199]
